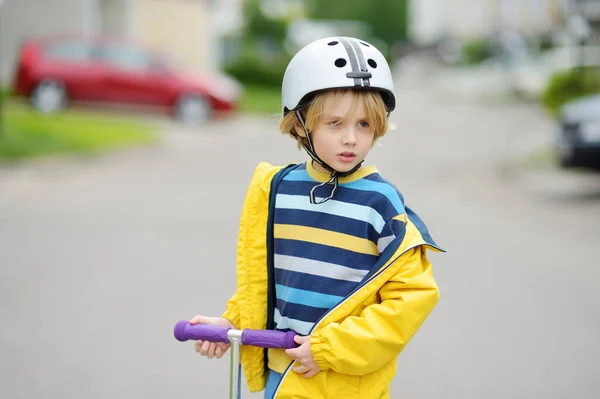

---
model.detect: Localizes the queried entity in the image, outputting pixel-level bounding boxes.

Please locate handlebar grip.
[241,329,298,349]
[173,320,230,343]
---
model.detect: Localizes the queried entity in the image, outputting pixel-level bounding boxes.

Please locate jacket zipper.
[271,242,442,398]
[309,242,441,335]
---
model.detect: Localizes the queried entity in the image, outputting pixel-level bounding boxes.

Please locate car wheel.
[555,126,582,168]
[175,95,211,125]
[30,80,67,113]
[557,142,578,168]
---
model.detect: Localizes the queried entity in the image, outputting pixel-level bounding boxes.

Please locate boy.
[189,37,444,398]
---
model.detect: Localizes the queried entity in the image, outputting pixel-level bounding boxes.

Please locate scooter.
[174,320,298,399]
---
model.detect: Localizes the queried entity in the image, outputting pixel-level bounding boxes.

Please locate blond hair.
[280,89,389,149]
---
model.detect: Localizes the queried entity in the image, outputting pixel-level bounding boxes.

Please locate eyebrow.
[323,114,368,120]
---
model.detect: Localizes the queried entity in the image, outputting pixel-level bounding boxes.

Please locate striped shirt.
[273,161,407,335]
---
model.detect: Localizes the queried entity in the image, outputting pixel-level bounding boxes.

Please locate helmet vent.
[334,58,347,68]
[360,42,370,47]
[368,59,378,68]
[327,41,339,46]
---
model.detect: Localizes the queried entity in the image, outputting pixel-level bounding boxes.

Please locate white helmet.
[282,37,396,115]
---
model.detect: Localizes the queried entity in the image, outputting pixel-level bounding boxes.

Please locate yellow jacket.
[222,162,443,398]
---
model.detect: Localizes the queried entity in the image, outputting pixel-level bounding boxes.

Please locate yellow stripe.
[393,213,408,223]
[274,224,378,255]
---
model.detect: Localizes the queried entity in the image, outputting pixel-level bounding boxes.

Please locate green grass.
[0,87,11,100]
[239,84,281,116]
[0,102,158,161]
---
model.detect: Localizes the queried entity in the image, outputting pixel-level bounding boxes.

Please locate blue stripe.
[284,168,312,182]
[275,268,360,297]
[276,192,387,233]
[343,178,405,214]
[277,180,399,223]
[283,167,405,215]
[363,173,405,198]
[363,173,405,199]
[276,300,329,323]
[273,308,314,335]
[379,218,406,238]
[275,284,344,309]
[274,239,378,270]
[274,208,379,243]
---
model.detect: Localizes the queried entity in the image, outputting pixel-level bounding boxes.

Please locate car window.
[44,41,92,62]
[99,45,151,71]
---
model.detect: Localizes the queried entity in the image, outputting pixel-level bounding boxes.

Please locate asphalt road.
[1,86,599,399]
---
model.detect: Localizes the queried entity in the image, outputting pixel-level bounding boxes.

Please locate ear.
[294,118,307,138]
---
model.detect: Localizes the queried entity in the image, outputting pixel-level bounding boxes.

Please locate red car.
[12,35,241,123]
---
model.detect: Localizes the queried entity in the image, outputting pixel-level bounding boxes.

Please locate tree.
[244,0,288,49]
[223,0,292,87]
[306,0,408,53]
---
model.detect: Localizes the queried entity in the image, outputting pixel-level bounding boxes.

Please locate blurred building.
[574,0,600,41]
[409,0,564,45]
[287,19,372,52]
[0,0,222,86]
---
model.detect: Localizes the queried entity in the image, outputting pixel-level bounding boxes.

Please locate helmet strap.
[293,110,363,204]
[294,110,328,170]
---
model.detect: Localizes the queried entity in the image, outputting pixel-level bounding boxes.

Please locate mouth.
[337,152,357,162]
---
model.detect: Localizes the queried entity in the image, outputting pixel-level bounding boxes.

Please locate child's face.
[296,91,375,174]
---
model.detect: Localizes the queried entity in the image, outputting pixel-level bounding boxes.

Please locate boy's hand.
[285,335,320,378]
[189,315,234,359]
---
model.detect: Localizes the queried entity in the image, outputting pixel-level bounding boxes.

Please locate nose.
[342,126,357,145]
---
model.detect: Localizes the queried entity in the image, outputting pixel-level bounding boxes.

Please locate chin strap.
[308,172,338,205]
[294,110,362,204]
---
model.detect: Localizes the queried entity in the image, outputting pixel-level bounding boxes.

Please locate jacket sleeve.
[222,291,240,329]
[310,246,439,376]
[220,161,277,332]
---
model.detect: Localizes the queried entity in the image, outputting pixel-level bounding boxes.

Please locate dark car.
[556,93,600,170]
[11,35,241,123]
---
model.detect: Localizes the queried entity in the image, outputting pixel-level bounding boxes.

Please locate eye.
[328,120,342,127]
[358,120,370,128]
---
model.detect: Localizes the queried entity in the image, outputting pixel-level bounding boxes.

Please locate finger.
[200,340,211,356]
[292,364,309,374]
[285,348,297,359]
[207,343,218,359]
[301,368,319,379]
[189,315,208,325]
[293,335,309,345]
[216,343,230,359]
[195,340,204,353]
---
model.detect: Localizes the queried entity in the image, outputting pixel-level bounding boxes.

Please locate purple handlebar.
[173,320,298,349]
[242,330,297,349]
[174,320,230,343]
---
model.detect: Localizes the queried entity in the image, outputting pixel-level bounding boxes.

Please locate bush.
[537,35,554,52]
[224,1,291,88]
[462,39,491,65]
[542,67,600,117]
[224,38,292,88]
[224,51,290,88]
